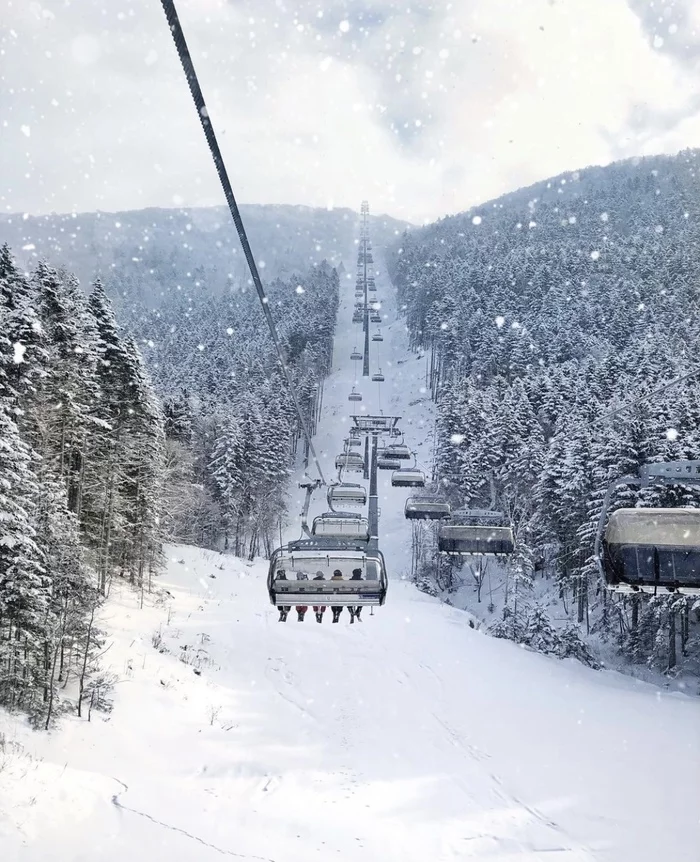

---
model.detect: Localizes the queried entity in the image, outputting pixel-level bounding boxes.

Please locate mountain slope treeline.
[0,205,407,311]
[389,149,700,678]
[0,245,163,726]
[0,229,339,725]
[123,260,340,557]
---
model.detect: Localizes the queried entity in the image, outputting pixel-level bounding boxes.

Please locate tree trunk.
[668,606,677,671]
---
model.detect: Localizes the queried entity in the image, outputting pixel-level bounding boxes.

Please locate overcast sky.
[3,0,700,222]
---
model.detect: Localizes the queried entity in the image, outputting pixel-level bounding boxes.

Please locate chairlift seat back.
[404,498,451,520]
[384,444,412,460]
[377,456,401,470]
[268,548,387,606]
[438,524,514,556]
[328,484,367,506]
[602,508,700,595]
[391,470,426,488]
[312,515,369,540]
[335,453,364,471]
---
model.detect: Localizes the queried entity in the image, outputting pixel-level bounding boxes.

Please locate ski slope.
[284,241,435,575]
[2,247,699,861]
[2,546,699,862]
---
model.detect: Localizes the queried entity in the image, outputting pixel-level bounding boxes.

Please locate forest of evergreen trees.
[389,150,700,678]
[120,261,339,558]
[0,246,163,726]
[0,240,339,724]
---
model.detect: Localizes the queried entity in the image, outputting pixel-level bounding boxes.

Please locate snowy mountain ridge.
[0,204,410,309]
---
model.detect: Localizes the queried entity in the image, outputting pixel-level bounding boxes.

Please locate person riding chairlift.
[289,571,308,621]
[313,571,326,623]
[331,570,344,623]
[348,568,363,623]
[276,569,291,622]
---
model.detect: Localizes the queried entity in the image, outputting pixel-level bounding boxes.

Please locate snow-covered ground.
[2,545,699,861]
[285,244,435,578]
[2,246,699,861]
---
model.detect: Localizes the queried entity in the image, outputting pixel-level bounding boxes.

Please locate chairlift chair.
[384,443,412,460]
[312,513,369,541]
[344,436,362,448]
[372,370,385,383]
[267,543,388,606]
[371,313,381,323]
[404,497,452,520]
[436,509,514,556]
[377,455,402,470]
[328,483,367,507]
[372,331,383,342]
[438,523,514,555]
[600,509,700,595]
[335,452,364,471]
[348,387,363,403]
[350,350,362,361]
[391,469,426,488]
[594,461,700,595]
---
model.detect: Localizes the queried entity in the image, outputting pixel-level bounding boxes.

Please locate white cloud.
[2,0,700,222]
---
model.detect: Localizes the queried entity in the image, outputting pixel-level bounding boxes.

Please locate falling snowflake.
[653,35,664,48]
[339,19,350,32]
[20,125,31,138]
[440,322,449,330]
[295,285,305,294]
[472,215,482,225]
[450,433,465,445]
[600,212,609,222]
[590,250,600,261]
[666,428,678,442]
[655,225,664,234]
[495,315,505,328]
[12,343,26,364]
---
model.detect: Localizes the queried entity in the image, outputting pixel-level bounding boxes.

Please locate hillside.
[0,204,409,310]
[388,148,700,679]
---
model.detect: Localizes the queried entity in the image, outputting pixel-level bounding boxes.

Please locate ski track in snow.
[1,247,699,861]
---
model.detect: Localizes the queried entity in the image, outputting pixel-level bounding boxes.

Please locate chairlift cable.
[592,364,700,427]
[160,0,326,484]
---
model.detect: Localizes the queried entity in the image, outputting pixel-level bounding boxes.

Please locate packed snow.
[1,248,699,862]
